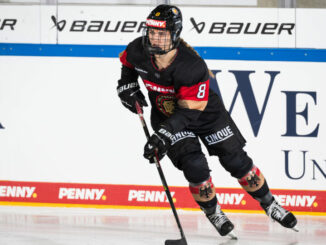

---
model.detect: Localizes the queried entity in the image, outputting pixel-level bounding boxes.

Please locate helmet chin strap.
[148,46,166,55]
[148,45,173,55]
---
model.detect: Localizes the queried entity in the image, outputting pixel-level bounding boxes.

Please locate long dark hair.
[179,38,215,78]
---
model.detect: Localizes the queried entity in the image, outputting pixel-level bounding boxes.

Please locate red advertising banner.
[0,180,325,215]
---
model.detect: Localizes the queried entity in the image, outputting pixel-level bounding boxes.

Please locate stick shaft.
[135,102,186,240]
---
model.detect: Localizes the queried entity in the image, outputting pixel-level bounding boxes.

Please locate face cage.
[142,27,177,55]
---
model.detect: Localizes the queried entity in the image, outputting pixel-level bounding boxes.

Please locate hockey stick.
[135,101,188,245]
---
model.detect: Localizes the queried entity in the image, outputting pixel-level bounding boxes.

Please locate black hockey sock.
[247,180,273,205]
[196,196,218,215]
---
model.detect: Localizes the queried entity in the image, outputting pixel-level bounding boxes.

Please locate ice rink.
[0,205,325,245]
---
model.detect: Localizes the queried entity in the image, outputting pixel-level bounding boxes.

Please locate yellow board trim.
[0,201,325,216]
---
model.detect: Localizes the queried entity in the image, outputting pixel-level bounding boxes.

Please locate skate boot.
[204,205,236,238]
[261,198,298,231]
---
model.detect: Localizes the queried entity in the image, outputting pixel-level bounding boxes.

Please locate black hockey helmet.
[142,4,183,55]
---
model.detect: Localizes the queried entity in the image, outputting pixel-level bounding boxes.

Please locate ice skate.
[205,205,237,239]
[261,198,298,232]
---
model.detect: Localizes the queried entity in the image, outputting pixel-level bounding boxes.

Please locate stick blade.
[291,225,299,232]
[165,237,187,245]
[227,231,238,240]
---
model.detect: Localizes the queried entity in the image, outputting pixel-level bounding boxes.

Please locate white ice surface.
[0,206,325,245]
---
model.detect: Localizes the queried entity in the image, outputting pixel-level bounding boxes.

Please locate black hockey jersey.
[119,37,224,133]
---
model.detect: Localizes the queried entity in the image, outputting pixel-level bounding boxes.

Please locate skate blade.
[227,231,238,240]
[291,226,299,232]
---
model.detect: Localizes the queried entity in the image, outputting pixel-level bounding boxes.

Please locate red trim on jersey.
[119,50,134,69]
[143,79,175,94]
[177,79,209,101]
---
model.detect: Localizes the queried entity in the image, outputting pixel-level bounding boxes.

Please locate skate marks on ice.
[0,206,325,245]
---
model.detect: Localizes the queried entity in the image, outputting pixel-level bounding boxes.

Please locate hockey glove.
[117,81,148,114]
[144,127,174,163]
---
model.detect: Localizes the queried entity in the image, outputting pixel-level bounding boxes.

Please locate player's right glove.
[144,126,173,163]
[117,81,148,114]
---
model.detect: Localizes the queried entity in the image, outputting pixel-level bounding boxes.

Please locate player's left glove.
[117,81,148,114]
[144,126,174,163]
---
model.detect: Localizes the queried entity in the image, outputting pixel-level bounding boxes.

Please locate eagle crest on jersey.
[156,94,176,116]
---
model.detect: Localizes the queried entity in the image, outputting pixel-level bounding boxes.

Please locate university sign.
[210,70,320,138]
[208,67,324,183]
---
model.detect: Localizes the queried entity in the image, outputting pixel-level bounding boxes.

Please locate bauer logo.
[50,15,146,33]
[0,186,37,198]
[190,18,205,33]
[51,15,66,31]
[58,187,106,200]
[128,190,175,203]
[0,19,17,31]
[190,17,295,35]
[0,123,4,129]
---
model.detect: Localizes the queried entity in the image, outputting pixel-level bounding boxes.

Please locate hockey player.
[117,4,298,237]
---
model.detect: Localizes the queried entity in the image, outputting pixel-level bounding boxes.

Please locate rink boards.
[0,180,325,215]
[0,5,325,215]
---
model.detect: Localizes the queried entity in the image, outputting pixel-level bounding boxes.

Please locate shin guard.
[238,165,261,188]
[189,177,214,199]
